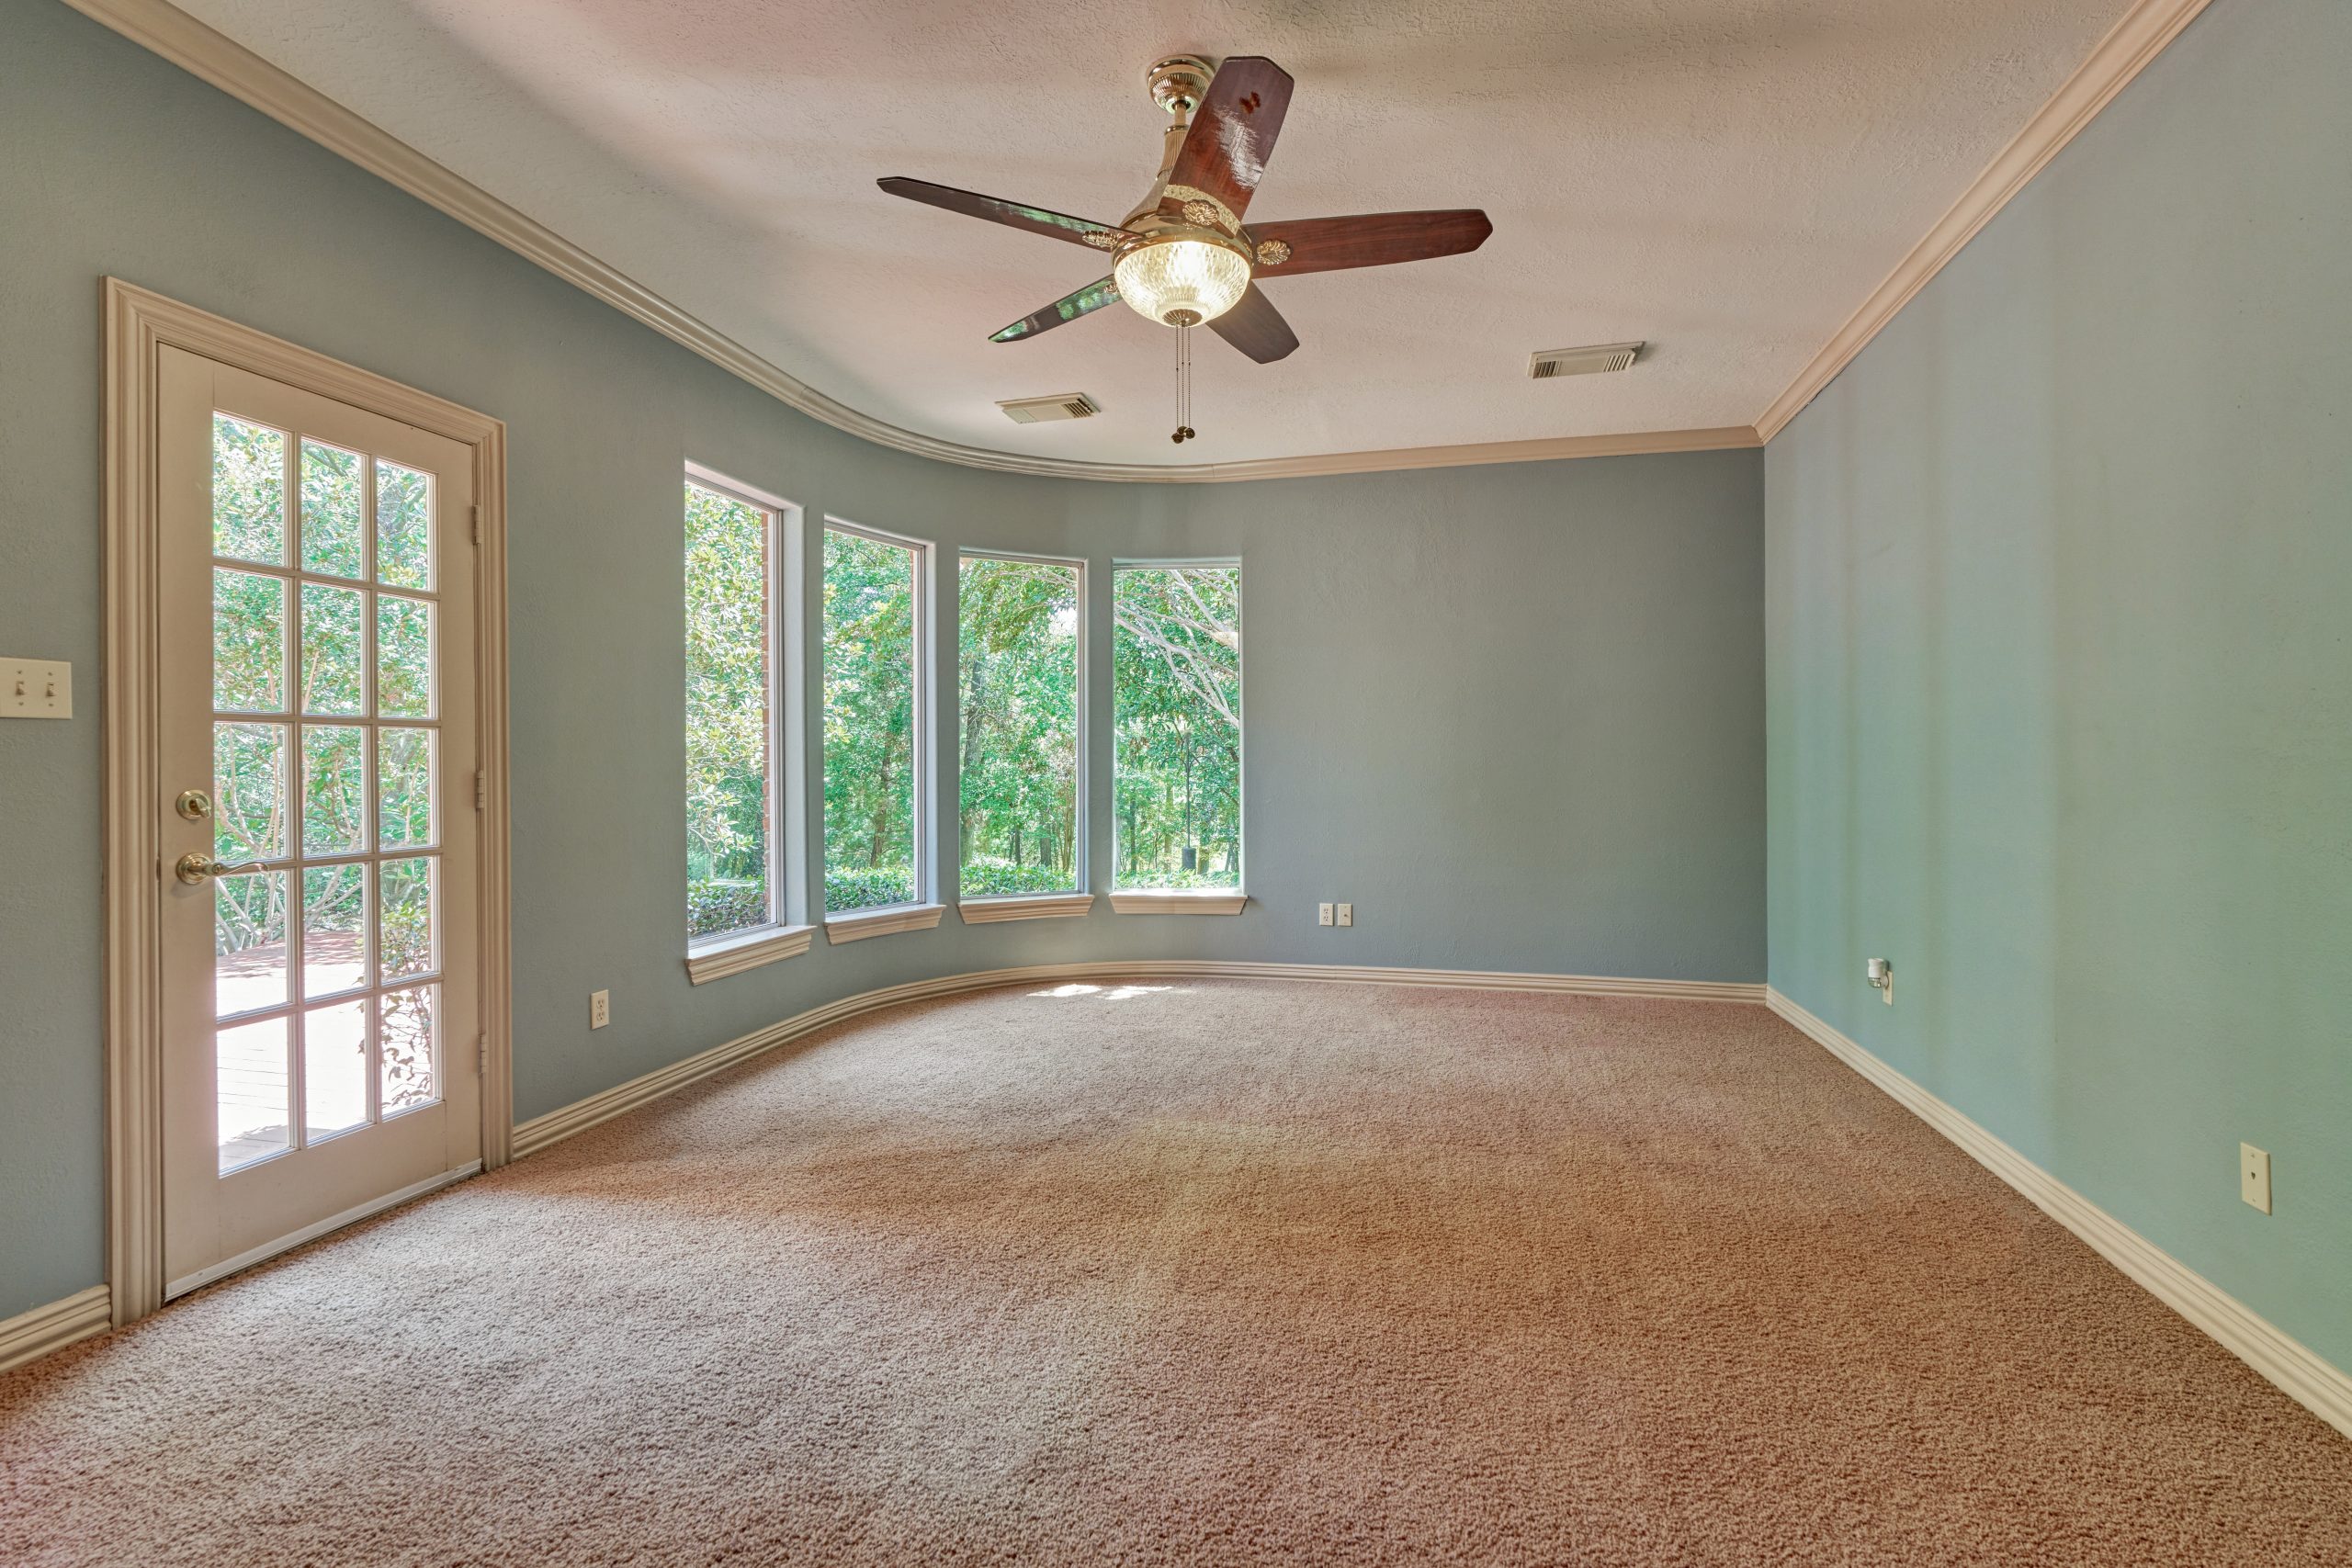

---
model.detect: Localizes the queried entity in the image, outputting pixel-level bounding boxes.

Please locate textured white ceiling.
[173,0,2130,468]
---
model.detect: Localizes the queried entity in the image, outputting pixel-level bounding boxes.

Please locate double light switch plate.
[3,659,72,718]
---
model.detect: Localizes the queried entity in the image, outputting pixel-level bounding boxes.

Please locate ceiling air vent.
[1527,342,1645,380]
[998,392,1101,424]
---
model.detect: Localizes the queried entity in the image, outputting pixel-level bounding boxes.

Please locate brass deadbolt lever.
[175,852,264,885]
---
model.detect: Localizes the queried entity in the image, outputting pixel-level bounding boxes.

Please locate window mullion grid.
[216,999,300,1032]
[210,423,462,1156]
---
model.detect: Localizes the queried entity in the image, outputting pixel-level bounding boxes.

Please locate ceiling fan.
[879,54,1491,438]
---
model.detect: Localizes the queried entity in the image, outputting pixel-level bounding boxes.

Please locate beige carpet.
[4,981,2346,1565]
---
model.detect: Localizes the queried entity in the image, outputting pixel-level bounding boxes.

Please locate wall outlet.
[1866,956,1894,1005]
[590,989,610,1030]
[1317,902,1334,927]
[2,659,71,719]
[2241,1143,2271,1214]
[1336,903,1353,928]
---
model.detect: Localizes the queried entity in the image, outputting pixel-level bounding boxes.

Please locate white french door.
[155,345,483,1295]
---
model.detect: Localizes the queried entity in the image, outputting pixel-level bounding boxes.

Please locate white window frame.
[1107,557,1248,916]
[820,515,945,942]
[683,462,811,983]
[954,548,1093,924]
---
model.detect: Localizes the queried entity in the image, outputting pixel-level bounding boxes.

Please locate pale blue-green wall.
[1767,0,2351,1374]
[0,0,1764,1317]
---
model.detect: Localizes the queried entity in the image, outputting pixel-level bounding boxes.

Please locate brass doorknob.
[175,852,264,885]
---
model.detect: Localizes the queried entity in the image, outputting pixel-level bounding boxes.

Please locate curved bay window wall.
[957,555,1084,899]
[1111,564,1243,891]
[680,491,1245,958]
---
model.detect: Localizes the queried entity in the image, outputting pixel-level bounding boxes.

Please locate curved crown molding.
[1754,0,2218,441]
[60,0,1759,482]
[68,0,2211,473]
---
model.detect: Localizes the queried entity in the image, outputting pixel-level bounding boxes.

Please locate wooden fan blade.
[1159,56,1294,229]
[1208,285,1298,363]
[989,277,1122,343]
[1248,210,1493,276]
[878,177,1136,250]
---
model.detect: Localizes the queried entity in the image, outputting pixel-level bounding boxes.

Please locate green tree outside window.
[684,481,771,941]
[1113,566,1241,889]
[958,557,1081,897]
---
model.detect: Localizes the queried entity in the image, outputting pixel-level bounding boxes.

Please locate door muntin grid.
[210,412,444,1175]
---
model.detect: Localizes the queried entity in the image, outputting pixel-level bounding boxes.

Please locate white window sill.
[1107,891,1249,916]
[824,902,948,944]
[684,923,814,986]
[957,892,1095,924]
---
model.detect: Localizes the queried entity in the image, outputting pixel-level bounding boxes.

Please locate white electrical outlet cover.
[1337,903,1353,927]
[591,989,611,1030]
[1317,903,1333,927]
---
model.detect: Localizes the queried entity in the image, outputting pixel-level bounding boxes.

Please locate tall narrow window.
[1112,564,1241,890]
[823,524,925,913]
[958,555,1081,898]
[684,472,781,944]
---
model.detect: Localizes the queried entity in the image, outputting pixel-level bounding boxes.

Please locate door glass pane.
[214,570,287,713]
[205,430,457,1181]
[300,583,366,716]
[300,439,366,580]
[377,594,434,718]
[301,725,368,856]
[380,857,437,982]
[302,999,370,1142]
[380,984,437,1114]
[217,1015,292,1173]
[213,722,288,862]
[301,863,368,998]
[215,869,288,1018]
[212,415,286,566]
[376,459,433,591]
[378,728,435,850]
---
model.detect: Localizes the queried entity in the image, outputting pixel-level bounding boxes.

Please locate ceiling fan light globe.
[1114,236,1251,327]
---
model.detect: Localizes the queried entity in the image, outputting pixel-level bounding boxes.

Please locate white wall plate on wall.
[3,660,72,718]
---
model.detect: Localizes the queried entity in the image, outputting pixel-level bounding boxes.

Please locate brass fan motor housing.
[1107,220,1251,266]
[1144,55,1216,118]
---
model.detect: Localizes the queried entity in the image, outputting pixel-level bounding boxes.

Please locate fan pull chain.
[1170,318,1196,445]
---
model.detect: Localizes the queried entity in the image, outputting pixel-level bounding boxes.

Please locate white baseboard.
[0,1285,113,1375]
[513,960,1763,1157]
[1766,987,2352,1443]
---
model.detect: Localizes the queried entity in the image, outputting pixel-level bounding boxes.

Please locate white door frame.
[101,278,513,1325]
